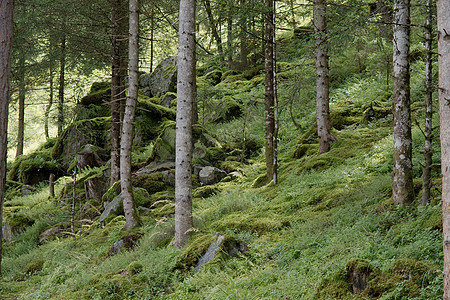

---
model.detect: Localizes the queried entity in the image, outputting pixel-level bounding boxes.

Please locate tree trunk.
[264,0,277,183]
[150,7,154,73]
[16,56,25,157]
[421,0,434,206]
[120,0,139,230]
[44,69,54,140]
[58,34,66,137]
[314,0,332,154]
[174,0,196,249]
[203,0,224,64]
[239,0,248,70]
[0,0,14,276]
[227,5,233,70]
[392,0,413,205]
[437,0,450,296]
[111,0,128,186]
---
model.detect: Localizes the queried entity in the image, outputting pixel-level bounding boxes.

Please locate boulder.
[160,92,177,108]
[194,234,247,272]
[39,226,62,244]
[139,56,177,97]
[109,235,142,256]
[199,166,227,185]
[135,160,175,176]
[99,195,122,223]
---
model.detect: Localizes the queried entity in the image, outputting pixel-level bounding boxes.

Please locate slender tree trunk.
[421,0,434,206]
[44,69,54,140]
[203,0,224,64]
[0,0,14,276]
[239,0,248,70]
[121,0,139,230]
[16,57,25,157]
[314,0,332,154]
[174,0,196,249]
[437,0,450,296]
[111,0,128,186]
[289,0,296,30]
[150,7,154,73]
[58,34,66,137]
[227,4,233,70]
[392,0,413,205]
[264,0,277,183]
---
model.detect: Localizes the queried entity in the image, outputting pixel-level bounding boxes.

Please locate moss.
[80,87,111,106]
[242,65,264,80]
[102,181,121,203]
[221,69,241,81]
[204,69,223,85]
[293,144,319,159]
[211,211,290,234]
[176,234,216,272]
[132,172,167,195]
[127,261,144,275]
[7,214,35,231]
[390,259,436,286]
[90,81,110,93]
[14,259,46,280]
[193,186,219,198]
[316,269,353,299]
[135,99,176,143]
[422,208,442,231]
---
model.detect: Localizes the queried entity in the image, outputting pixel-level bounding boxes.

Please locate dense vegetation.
[0,0,445,299]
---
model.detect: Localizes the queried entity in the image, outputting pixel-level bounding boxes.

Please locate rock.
[99,195,122,222]
[109,235,142,256]
[199,166,227,185]
[139,56,177,97]
[346,259,376,295]
[135,160,175,176]
[195,235,247,272]
[77,144,104,170]
[39,226,62,244]
[160,92,176,108]
[20,185,33,195]
[204,69,222,85]
[161,170,175,186]
[151,122,176,161]
[193,164,204,177]
[2,220,12,242]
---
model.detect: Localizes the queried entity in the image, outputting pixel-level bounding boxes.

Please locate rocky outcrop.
[139,56,177,97]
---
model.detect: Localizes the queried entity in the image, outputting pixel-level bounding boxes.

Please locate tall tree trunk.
[203,0,224,64]
[0,0,14,276]
[111,0,128,186]
[44,69,54,140]
[227,3,233,70]
[437,0,450,296]
[264,0,277,183]
[421,0,434,206]
[392,0,413,205]
[174,0,196,249]
[150,7,154,73]
[121,0,139,230]
[314,0,332,154]
[16,56,25,157]
[239,0,248,70]
[57,34,66,137]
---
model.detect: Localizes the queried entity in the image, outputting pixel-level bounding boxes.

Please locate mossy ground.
[0,31,444,300]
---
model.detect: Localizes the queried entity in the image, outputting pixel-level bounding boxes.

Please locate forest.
[0,0,450,298]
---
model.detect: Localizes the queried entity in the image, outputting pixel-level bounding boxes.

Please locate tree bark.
[392,0,413,205]
[16,56,25,157]
[421,0,434,206]
[111,0,128,186]
[44,69,54,140]
[203,0,224,64]
[57,34,66,137]
[265,0,277,183]
[314,0,332,154]
[227,4,233,70]
[239,0,248,70]
[174,0,196,249]
[120,0,139,230]
[437,0,450,296]
[0,0,14,276]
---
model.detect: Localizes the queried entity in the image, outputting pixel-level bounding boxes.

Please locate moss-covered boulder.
[139,56,177,97]
[51,117,110,170]
[134,99,176,145]
[8,149,61,185]
[204,69,223,85]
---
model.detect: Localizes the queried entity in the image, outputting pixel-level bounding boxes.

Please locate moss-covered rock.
[51,117,111,170]
[132,173,167,196]
[127,261,144,275]
[204,69,223,85]
[8,149,61,185]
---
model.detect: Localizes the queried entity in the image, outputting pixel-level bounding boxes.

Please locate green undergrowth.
[0,33,444,299]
